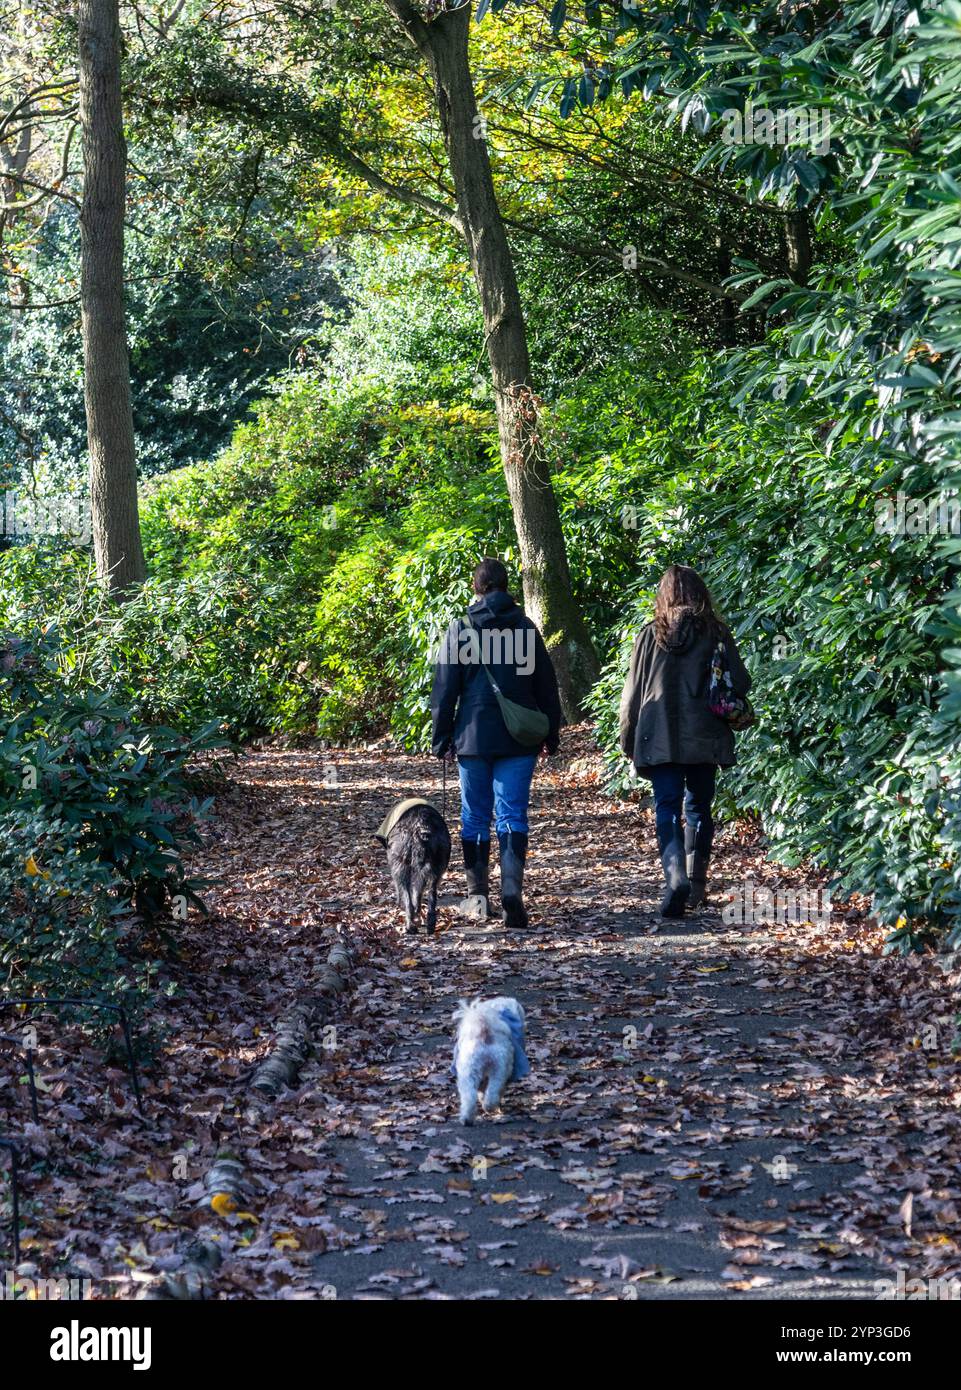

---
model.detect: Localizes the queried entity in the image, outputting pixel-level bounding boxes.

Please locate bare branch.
[0,123,80,212]
[503,214,745,302]
[0,82,79,146]
[336,142,463,235]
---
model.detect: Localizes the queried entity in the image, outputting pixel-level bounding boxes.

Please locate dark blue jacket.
[430,591,562,759]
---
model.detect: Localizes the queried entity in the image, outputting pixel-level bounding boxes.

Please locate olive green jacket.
[618,617,752,771]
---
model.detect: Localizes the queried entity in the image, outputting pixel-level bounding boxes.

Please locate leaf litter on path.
[1,728,959,1299]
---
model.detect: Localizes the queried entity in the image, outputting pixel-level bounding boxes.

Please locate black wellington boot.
[684,821,713,910]
[657,822,690,918]
[497,830,529,930]
[460,838,493,921]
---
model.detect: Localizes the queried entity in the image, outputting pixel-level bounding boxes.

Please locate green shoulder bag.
[463,613,549,748]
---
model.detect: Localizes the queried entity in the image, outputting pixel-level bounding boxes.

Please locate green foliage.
[0,169,339,491]
[137,364,505,741]
[0,806,122,1002]
[577,352,956,940]
[318,243,483,404]
[0,619,226,1003]
[504,0,961,947]
[0,545,278,738]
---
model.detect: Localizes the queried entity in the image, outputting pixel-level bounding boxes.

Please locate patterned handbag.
[707,639,756,731]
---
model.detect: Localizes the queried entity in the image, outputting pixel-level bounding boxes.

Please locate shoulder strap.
[463,611,503,695]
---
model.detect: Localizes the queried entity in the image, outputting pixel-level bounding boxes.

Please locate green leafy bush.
[517,0,961,948]
[0,622,226,1003]
[138,381,504,739]
[578,352,956,944]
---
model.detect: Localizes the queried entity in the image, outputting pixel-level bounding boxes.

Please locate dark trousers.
[648,762,717,849]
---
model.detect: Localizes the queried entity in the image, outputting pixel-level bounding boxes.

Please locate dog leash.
[442,756,448,821]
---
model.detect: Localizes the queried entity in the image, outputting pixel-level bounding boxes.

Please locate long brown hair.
[653,564,719,648]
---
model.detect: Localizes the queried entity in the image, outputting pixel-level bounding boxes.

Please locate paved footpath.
[244,740,960,1301]
[37,738,953,1300]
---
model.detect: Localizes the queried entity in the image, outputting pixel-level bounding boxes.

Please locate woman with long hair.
[618,565,752,917]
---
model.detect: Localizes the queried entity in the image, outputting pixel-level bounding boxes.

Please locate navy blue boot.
[657,822,690,918]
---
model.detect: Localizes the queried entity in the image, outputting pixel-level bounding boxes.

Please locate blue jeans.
[648,763,716,846]
[459,754,537,840]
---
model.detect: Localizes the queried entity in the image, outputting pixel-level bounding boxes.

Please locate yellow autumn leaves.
[24,854,69,897]
[209,1192,301,1250]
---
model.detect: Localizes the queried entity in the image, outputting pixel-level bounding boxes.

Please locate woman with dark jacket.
[431,558,562,929]
[618,564,751,918]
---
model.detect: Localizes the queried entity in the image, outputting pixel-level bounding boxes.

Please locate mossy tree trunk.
[79,0,146,595]
[383,0,599,717]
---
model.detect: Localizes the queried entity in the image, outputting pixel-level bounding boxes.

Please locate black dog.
[376,799,451,935]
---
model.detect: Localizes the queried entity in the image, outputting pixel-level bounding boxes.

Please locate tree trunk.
[386,1,599,718]
[784,209,812,286]
[716,218,735,347]
[1,117,35,517]
[78,0,146,595]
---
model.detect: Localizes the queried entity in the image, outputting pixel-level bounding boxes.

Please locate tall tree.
[382,0,599,716]
[78,0,145,594]
[136,0,795,707]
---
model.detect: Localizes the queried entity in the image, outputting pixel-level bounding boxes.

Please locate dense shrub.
[137,381,505,738]
[0,201,338,490]
[0,621,226,1003]
[517,0,961,950]
[576,355,957,947]
[0,545,281,738]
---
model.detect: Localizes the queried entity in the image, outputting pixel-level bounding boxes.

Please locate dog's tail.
[452,996,486,1024]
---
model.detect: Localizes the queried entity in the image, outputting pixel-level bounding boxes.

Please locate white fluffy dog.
[451,996,528,1126]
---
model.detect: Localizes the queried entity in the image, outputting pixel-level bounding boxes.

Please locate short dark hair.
[473,557,509,595]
